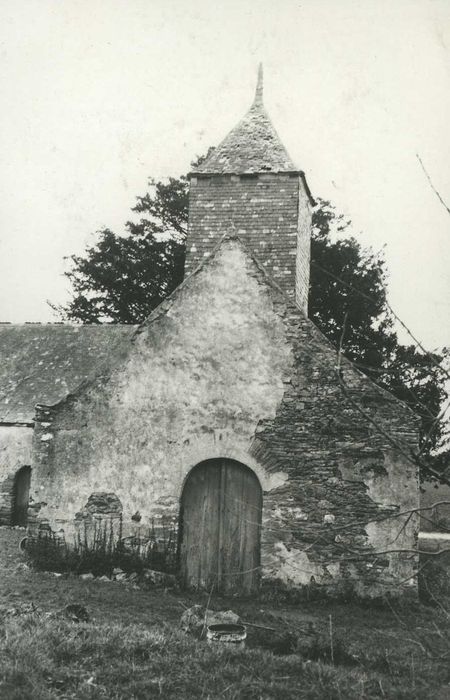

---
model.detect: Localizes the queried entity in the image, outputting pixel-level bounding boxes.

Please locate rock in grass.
[206,610,240,626]
[142,569,176,587]
[180,606,240,636]
[80,572,95,581]
[14,562,29,572]
[180,605,205,635]
[62,604,90,623]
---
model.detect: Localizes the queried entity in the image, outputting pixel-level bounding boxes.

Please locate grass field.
[1,527,450,699]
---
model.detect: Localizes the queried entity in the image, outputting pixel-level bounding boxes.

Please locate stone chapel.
[0,68,420,597]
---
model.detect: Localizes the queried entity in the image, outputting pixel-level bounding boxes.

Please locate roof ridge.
[0,322,139,328]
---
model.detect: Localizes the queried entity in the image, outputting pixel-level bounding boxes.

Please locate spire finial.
[253,63,264,107]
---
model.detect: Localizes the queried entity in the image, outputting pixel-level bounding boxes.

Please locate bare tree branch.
[417,153,450,217]
[311,259,450,383]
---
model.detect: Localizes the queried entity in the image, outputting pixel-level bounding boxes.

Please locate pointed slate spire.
[253,63,264,107]
[192,65,297,175]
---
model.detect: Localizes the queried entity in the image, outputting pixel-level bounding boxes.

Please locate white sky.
[0,0,449,350]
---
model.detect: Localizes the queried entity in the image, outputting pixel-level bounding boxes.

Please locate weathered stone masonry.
[30,239,420,597]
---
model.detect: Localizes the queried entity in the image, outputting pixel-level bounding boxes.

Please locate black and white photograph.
[0,1,450,698]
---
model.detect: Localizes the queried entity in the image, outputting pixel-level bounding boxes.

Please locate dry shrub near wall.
[26,516,177,577]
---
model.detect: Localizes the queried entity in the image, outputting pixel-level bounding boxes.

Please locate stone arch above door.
[178,440,287,494]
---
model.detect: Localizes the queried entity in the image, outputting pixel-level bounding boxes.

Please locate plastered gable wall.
[31,239,420,596]
[31,240,294,532]
[0,426,32,524]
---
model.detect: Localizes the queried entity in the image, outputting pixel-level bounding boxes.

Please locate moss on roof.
[0,324,136,423]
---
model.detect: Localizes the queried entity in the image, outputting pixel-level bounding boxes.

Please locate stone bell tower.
[185,65,314,314]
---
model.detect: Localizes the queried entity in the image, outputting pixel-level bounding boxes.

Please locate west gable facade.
[30,236,420,597]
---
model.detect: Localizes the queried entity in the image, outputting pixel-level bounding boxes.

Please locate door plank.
[220,460,262,594]
[180,459,262,594]
[180,461,221,590]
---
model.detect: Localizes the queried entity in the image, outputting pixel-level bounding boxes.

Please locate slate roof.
[192,66,298,175]
[0,324,136,423]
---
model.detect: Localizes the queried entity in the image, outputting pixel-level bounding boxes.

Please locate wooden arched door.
[12,466,31,526]
[179,458,262,595]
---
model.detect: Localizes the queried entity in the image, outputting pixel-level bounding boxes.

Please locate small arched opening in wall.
[11,466,31,526]
[178,458,262,595]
